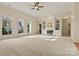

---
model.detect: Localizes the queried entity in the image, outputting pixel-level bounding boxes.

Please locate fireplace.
[47,30,53,35]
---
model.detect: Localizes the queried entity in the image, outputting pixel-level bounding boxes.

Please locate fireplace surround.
[47,30,53,35]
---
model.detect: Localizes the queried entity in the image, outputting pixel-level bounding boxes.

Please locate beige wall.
[0,4,38,39]
[72,3,79,42]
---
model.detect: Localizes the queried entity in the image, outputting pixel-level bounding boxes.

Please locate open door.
[62,17,71,37]
[39,24,42,34]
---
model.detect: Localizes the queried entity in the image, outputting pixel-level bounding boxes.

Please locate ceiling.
[0,2,73,17]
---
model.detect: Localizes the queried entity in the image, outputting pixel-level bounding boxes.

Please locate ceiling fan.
[31,2,44,11]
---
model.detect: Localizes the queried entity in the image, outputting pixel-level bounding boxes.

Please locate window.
[18,18,24,33]
[2,16,12,35]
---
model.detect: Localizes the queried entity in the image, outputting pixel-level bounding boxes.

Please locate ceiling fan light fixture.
[31,2,44,11]
[35,6,38,9]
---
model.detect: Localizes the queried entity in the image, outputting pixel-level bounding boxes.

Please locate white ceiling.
[0,2,73,17]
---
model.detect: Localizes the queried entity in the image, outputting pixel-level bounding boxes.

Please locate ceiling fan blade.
[31,8,34,10]
[38,6,44,8]
[35,2,39,6]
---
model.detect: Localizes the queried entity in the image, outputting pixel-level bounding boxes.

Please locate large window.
[2,16,12,35]
[18,18,24,33]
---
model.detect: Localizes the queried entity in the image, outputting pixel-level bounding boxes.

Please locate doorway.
[39,24,42,34]
[62,17,71,37]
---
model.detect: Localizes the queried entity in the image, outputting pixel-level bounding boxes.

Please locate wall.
[72,3,79,42]
[0,4,38,39]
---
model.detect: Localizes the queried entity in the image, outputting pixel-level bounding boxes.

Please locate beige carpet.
[0,35,78,56]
